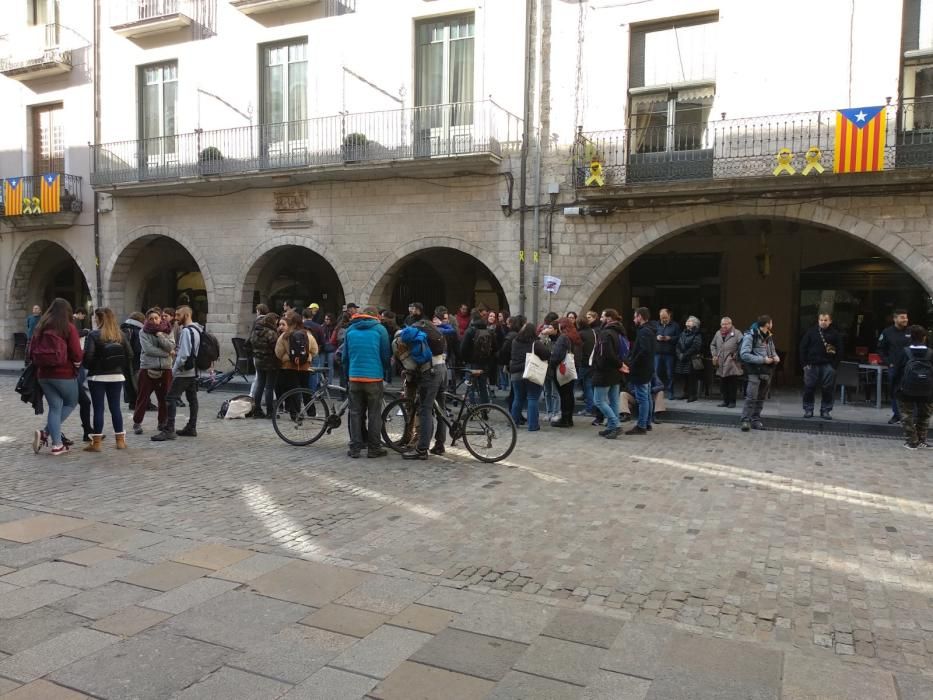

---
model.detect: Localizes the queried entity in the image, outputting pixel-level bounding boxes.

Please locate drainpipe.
[518,0,536,316]
[92,0,103,307]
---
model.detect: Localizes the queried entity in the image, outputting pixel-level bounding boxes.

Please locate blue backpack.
[398,326,432,366]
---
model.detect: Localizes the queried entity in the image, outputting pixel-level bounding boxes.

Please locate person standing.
[302,306,327,393]
[710,317,743,408]
[673,316,703,402]
[401,317,448,459]
[800,312,842,420]
[892,325,933,450]
[132,309,175,435]
[274,311,319,417]
[739,315,779,432]
[81,308,133,451]
[460,309,496,405]
[30,299,83,455]
[592,309,627,439]
[249,312,280,419]
[577,310,599,422]
[455,303,471,337]
[25,304,42,340]
[344,307,391,459]
[625,307,657,435]
[879,309,911,425]
[509,322,550,432]
[549,317,582,427]
[654,308,680,400]
[152,306,201,441]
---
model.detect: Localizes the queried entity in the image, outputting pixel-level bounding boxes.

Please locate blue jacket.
[345,316,390,382]
[655,320,681,356]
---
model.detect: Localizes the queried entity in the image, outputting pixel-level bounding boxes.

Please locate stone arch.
[362,236,518,312]
[233,234,354,334]
[568,201,933,312]
[103,225,215,319]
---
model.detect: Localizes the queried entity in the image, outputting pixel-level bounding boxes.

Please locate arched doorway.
[377,248,508,318]
[247,245,345,317]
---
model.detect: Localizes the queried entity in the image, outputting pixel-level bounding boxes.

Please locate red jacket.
[456,311,470,337]
[32,323,83,380]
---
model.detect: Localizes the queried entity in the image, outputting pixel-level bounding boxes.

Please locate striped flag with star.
[833,106,886,173]
[40,173,61,213]
[3,178,23,216]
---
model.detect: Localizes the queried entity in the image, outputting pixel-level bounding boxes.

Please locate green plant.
[343,133,367,147]
[199,146,224,163]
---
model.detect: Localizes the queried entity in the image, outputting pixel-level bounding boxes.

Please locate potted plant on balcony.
[342,133,368,162]
[199,146,224,175]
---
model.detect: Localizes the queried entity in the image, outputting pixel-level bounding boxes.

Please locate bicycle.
[380,370,517,463]
[196,359,251,393]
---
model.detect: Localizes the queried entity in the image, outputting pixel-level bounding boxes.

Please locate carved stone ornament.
[273,190,308,212]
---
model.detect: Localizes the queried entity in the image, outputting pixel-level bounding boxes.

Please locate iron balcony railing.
[0,24,70,72]
[0,174,83,216]
[90,100,522,187]
[111,0,196,26]
[573,100,933,188]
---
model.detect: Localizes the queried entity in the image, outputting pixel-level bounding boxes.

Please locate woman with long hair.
[549,317,583,427]
[82,308,134,451]
[30,298,83,455]
[508,322,551,431]
[275,310,319,416]
[132,308,175,435]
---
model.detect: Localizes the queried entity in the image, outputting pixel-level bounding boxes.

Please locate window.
[31,103,64,175]
[902,1,933,130]
[260,39,307,145]
[27,0,56,26]
[140,62,178,160]
[324,0,355,16]
[416,14,474,125]
[628,16,717,153]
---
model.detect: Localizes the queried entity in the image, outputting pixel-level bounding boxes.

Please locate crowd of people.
[19,295,933,457]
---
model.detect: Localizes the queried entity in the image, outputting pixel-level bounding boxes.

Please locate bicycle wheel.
[461,403,516,463]
[272,388,330,446]
[381,397,415,453]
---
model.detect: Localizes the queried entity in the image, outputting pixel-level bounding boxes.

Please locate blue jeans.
[469,369,490,404]
[511,375,543,431]
[803,364,836,413]
[542,376,558,415]
[578,366,594,413]
[89,380,125,434]
[593,384,620,430]
[631,381,652,428]
[655,355,675,398]
[39,378,79,447]
[416,369,446,451]
[308,354,324,393]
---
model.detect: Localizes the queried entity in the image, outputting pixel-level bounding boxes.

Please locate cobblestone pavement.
[0,378,932,697]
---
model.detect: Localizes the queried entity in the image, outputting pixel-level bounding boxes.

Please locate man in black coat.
[624,307,657,435]
[879,309,911,424]
[799,312,842,420]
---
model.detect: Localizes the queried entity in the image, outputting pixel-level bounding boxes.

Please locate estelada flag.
[833,106,886,173]
[40,173,61,213]
[3,178,23,216]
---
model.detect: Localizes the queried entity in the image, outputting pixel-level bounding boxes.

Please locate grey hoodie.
[173,322,204,378]
[139,327,175,371]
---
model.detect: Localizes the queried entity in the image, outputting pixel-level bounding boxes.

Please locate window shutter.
[904,0,921,52]
[629,30,645,88]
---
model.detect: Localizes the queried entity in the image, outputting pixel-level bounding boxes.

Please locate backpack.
[288,329,310,366]
[184,327,220,371]
[217,394,254,419]
[472,328,494,362]
[900,348,933,398]
[595,328,627,368]
[398,326,432,368]
[98,337,127,374]
[29,331,68,368]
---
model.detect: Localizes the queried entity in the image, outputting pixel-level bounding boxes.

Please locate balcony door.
[32,103,64,176]
[139,61,177,173]
[260,39,308,162]
[27,0,59,46]
[414,14,474,156]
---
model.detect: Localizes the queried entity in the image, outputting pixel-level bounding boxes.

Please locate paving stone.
[329,624,432,679]
[601,622,675,680]
[171,544,254,571]
[300,603,388,638]
[0,537,91,569]
[164,590,310,650]
[0,677,20,695]
[0,628,118,682]
[68,523,141,545]
[92,606,171,637]
[781,653,898,700]
[208,552,292,583]
[415,586,485,613]
[581,670,651,700]
[58,546,122,566]
[542,608,625,649]
[450,595,555,643]
[283,667,377,700]
[389,604,458,634]
[119,561,213,592]
[173,666,292,699]
[486,671,582,699]
[0,607,87,654]
[514,636,606,686]
[0,561,85,587]
[57,581,159,619]
[0,679,88,699]
[228,625,356,684]
[0,506,38,525]
[0,515,87,543]
[410,627,527,682]
[334,574,432,615]
[141,577,240,614]
[370,660,495,700]
[49,630,231,700]
[0,582,79,619]
[894,672,933,700]
[2,558,147,590]
[111,533,180,557]
[250,560,369,608]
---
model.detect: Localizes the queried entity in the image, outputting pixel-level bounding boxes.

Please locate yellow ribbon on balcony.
[519,250,525,263]
[772,148,796,176]
[801,146,825,175]
[585,161,605,187]
[22,197,42,215]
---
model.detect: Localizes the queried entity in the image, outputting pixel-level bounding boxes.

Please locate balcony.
[0,174,83,230]
[0,25,71,81]
[573,101,933,203]
[231,0,354,16]
[111,0,197,38]
[90,100,521,191]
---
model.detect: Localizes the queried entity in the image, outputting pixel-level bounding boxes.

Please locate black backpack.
[184,326,220,371]
[98,338,127,374]
[900,348,933,398]
[472,328,494,362]
[288,330,310,365]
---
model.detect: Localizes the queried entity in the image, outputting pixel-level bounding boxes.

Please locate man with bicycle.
[400,319,448,460]
[344,306,391,459]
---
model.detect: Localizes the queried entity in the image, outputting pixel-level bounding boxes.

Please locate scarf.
[143,319,171,335]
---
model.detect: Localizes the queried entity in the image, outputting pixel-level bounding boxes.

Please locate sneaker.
[820,412,833,421]
[905,442,920,450]
[150,431,176,442]
[919,441,930,449]
[803,410,814,419]
[133,423,143,435]
[740,420,751,432]
[751,421,764,430]
[645,423,652,431]
[598,427,613,437]
[402,449,429,460]
[591,416,604,427]
[619,414,632,423]
[251,410,267,419]
[32,429,47,454]
[602,427,620,440]
[62,435,74,448]
[430,444,446,455]
[347,449,361,458]
[367,447,388,458]
[50,444,69,456]
[625,426,647,436]
[176,426,197,437]
[888,416,901,425]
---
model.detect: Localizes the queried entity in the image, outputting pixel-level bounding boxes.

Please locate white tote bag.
[523,352,547,386]
[556,351,577,386]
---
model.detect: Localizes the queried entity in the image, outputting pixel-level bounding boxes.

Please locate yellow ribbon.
[533,251,539,263]
[585,161,605,187]
[801,146,825,175]
[519,250,525,263]
[22,197,41,215]
[772,148,796,176]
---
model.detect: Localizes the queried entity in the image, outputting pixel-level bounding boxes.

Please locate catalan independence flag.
[833,106,886,173]
[40,173,61,213]
[3,178,23,216]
